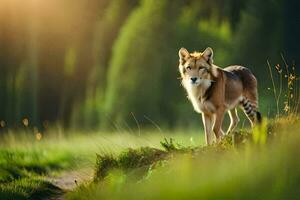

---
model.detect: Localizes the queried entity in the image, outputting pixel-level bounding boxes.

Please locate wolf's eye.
[186,66,191,70]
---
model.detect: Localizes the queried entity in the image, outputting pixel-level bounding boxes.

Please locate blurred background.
[0,0,299,131]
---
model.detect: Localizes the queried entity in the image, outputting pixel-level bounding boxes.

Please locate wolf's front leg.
[202,113,215,145]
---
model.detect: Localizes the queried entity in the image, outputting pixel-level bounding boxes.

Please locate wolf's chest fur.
[184,80,216,113]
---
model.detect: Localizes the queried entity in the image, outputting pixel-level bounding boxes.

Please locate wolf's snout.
[190,77,198,83]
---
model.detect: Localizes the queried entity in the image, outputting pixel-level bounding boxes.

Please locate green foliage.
[159,138,179,151]
[231,0,283,77]
[103,0,183,127]
[252,118,268,145]
[118,147,165,169]
[94,155,118,181]
[71,0,138,129]
[89,0,138,89]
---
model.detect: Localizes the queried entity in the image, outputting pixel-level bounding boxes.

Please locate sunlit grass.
[0,128,203,199]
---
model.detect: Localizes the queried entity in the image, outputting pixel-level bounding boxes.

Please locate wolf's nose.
[191,77,197,83]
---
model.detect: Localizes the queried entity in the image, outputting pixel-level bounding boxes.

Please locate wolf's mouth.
[189,80,201,85]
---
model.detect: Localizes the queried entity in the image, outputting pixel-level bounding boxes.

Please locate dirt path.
[47,168,94,199]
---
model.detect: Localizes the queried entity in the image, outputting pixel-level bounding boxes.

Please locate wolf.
[178,47,261,145]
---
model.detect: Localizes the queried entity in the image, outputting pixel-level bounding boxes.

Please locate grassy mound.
[67,119,300,200]
[93,131,252,182]
[94,147,167,182]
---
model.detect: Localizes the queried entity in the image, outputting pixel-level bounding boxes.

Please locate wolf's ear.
[179,48,189,64]
[202,47,213,65]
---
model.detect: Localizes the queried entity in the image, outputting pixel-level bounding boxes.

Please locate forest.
[1,0,299,131]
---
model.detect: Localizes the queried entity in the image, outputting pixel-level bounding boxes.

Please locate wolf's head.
[178,47,217,87]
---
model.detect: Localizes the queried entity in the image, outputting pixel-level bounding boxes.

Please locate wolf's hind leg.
[213,109,225,143]
[221,129,225,135]
[226,108,239,134]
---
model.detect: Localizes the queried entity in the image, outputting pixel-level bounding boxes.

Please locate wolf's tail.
[240,97,262,125]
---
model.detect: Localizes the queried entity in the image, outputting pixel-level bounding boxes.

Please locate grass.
[0,178,63,200]
[2,119,299,200]
[66,118,300,200]
[0,129,202,199]
[1,117,299,199]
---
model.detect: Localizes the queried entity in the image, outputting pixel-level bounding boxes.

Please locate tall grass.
[267,56,300,119]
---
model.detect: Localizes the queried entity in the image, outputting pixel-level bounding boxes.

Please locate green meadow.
[0,129,202,199]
